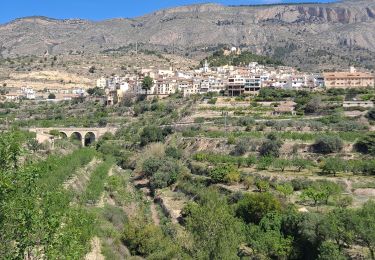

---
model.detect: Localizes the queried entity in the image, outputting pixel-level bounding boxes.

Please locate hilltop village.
[1,48,374,105]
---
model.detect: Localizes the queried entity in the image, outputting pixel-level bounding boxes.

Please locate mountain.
[1,0,375,71]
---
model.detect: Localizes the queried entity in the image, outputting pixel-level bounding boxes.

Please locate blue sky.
[0,0,337,24]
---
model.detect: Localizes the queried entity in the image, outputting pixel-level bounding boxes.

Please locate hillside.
[1,0,375,70]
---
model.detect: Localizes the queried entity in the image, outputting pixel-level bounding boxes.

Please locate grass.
[81,158,114,204]
[182,129,366,142]
[37,148,97,190]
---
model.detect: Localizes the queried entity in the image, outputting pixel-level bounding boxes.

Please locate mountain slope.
[1,0,375,71]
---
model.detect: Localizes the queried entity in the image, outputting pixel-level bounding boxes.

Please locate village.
[1,47,374,107]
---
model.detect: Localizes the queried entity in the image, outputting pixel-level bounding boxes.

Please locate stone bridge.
[29,127,117,147]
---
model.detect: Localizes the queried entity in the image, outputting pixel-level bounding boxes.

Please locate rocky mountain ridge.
[1,0,375,71]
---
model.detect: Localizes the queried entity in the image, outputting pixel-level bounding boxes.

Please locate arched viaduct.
[29,127,117,147]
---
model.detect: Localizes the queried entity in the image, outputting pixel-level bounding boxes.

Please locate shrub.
[142,157,164,177]
[140,126,172,146]
[291,179,312,191]
[255,179,270,192]
[238,116,255,127]
[231,141,248,156]
[123,216,180,258]
[209,164,240,184]
[243,176,255,189]
[355,133,375,156]
[225,171,241,184]
[366,108,375,121]
[312,136,343,154]
[259,133,283,157]
[275,183,294,199]
[236,193,282,224]
[165,146,182,159]
[227,136,236,145]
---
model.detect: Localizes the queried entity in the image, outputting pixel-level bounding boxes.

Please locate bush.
[237,116,255,127]
[355,133,375,156]
[366,108,375,121]
[209,164,240,184]
[291,179,312,191]
[165,146,182,159]
[312,136,343,154]
[123,217,180,258]
[259,133,283,157]
[255,179,270,192]
[143,157,182,190]
[236,193,282,224]
[140,126,167,146]
[231,141,248,156]
[142,157,164,177]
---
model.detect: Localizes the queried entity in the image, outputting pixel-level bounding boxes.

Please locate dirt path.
[134,178,161,225]
[150,202,160,226]
[85,237,104,260]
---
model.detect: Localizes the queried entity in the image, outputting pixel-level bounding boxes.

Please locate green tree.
[312,136,343,154]
[301,181,342,206]
[0,132,22,171]
[355,133,375,156]
[259,133,283,158]
[318,241,346,260]
[319,209,355,250]
[354,201,375,259]
[320,157,346,177]
[186,190,244,259]
[87,87,105,96]
[48,93,56,99]
[236,193,282,224]
[140,125,164,146]
[142,76,153,95]
[245,213,293,259]
[209,164,240,184]
[273,158,292,172]
[276,183,294,200]
[301,187,326,206]
[292,157,313,172]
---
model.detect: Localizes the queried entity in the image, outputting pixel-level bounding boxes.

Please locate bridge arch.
[59,132,68,139]
[84,132,96,146]
[70,132,83,146]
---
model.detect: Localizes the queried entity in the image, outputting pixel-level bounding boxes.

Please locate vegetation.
[2,84,375,259]
[202,49,284,67]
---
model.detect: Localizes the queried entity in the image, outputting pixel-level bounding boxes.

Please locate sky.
[0,0,337,24]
